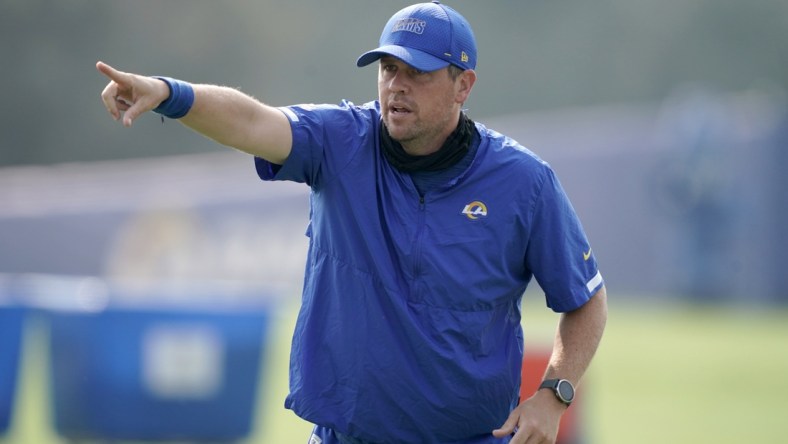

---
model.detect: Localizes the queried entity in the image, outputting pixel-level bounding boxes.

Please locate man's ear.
[456,69,477,104]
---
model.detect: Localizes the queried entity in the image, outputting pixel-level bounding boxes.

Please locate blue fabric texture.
[152,76,194,119]
[256,100,602,443]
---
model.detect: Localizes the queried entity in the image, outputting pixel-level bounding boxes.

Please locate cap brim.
[356,45,450,72]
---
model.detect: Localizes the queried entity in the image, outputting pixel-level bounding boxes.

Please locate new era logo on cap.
[357,1,477,72]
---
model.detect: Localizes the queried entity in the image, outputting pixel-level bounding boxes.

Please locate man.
[98,2,607,443]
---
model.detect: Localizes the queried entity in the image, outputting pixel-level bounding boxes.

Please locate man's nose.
[386,71,409,94]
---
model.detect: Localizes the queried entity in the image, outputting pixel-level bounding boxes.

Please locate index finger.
[96,61,129,84]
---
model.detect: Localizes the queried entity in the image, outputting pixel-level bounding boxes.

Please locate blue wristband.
[152,76,194,119]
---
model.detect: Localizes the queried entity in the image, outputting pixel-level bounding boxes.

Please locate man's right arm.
[97,61,292,165]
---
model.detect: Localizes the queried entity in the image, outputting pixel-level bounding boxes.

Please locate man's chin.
[392,133,415,145]
[384,122,413,143]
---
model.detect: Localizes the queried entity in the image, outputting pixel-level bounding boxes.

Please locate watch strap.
[539,378,574,406]
[539,379,560,390]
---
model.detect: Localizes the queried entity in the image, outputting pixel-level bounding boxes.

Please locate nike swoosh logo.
[583,249,592,261]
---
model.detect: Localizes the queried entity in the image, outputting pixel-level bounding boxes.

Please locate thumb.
[492,411,518,438]
[121,98,153,127]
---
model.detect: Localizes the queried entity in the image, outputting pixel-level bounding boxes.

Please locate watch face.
[557,380,575,402]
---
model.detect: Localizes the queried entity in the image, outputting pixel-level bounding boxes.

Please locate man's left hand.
[491,389,566,444]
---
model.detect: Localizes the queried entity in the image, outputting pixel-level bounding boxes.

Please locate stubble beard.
[385,112,455,155]
[385,118,418,144]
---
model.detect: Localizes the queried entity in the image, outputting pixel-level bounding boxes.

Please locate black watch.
[538,378,575,406]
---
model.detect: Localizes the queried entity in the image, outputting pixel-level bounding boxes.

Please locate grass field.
[588,300,788,443]
[3,296,788,443]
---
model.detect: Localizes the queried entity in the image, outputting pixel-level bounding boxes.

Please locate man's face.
[377,56,472,155]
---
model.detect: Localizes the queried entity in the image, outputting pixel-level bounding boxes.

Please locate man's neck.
[380,111,474,173]
[401,114,461,156]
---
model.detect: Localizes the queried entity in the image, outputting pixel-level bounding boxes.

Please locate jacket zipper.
[413,194,427,280]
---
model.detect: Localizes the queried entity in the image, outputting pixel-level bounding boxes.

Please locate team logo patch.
[392,18,426,34]
[462,201,488,220]
[309,433,323,444]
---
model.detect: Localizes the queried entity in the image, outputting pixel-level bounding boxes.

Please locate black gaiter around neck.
[380,113,475,173]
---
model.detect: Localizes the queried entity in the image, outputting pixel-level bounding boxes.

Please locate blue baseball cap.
[356,1,477,72]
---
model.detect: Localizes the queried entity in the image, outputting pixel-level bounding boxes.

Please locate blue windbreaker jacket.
[255,100,602,443]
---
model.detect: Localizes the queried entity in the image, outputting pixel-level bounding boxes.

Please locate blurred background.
[1,0,787,443]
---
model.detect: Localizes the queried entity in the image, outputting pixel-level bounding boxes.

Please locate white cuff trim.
[586,271,603,293]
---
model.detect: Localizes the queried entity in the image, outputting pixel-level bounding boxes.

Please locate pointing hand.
[96,61,169,127]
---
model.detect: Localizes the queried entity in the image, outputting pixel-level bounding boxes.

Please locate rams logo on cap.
[392,18,426,34]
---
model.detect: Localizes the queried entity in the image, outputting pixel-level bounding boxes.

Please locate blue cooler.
[45,283,271,442]
[0,300,25,435]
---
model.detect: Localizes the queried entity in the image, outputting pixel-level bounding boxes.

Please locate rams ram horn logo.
[461,201,488,220]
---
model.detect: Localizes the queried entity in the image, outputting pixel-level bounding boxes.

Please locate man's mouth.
[389,103,412,115]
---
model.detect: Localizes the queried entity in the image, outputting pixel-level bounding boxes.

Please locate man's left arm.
[493,286,608,444]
